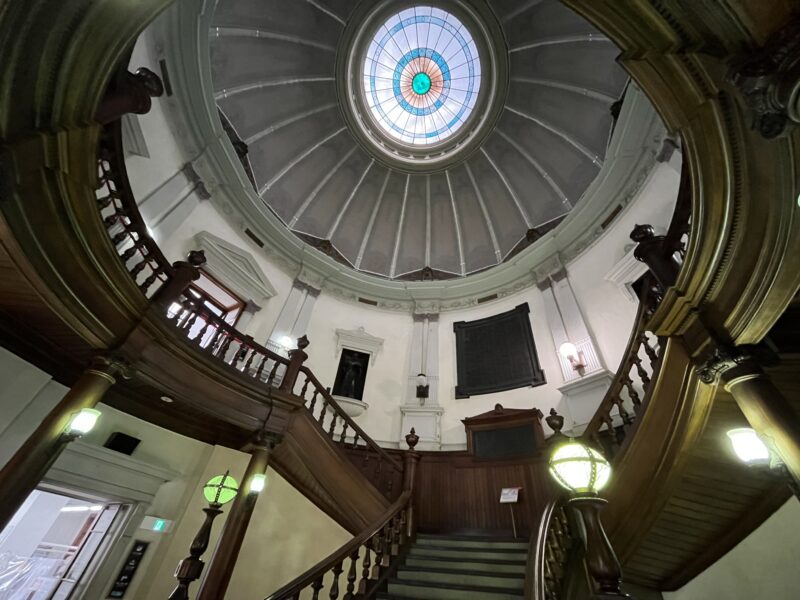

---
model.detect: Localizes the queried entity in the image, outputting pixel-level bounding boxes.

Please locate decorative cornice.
[153,0,665,314]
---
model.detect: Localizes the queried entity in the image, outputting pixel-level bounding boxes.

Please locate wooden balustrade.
[529,501,579,600]
[581,277,663,458]
[264,491,413,600]
[96,121,174,299]
[296,366,404,500]
[95,119,402,500]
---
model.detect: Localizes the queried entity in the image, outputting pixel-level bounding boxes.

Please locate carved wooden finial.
[405,428,419,450]
[296,335,310,350]
[494,403,504,413]
[546,408,566,440]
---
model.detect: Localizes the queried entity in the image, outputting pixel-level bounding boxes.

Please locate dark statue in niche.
[332,349,370,401]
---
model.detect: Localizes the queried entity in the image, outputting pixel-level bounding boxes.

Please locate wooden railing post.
[95,67,164,124]
[151,251,206,310]
[279,335,310,392]
[402,429,421,538]
[631,224,681,290]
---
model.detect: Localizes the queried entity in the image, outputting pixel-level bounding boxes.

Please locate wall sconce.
[416,373,429,406]
[64,408,101,440]
[559,341,586,375]
[727,427,799,498]
[248,473,267,494]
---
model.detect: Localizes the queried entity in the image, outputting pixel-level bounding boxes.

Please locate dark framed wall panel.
[453,303,545,398]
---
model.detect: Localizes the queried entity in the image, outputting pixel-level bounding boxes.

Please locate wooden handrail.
[97,117,402,498]
[265,491,413,600]
[581,276,661,454]
[298,366,404,473]
[527,500,577,600]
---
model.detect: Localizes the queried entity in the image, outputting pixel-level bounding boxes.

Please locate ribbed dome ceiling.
[209,0,628,281]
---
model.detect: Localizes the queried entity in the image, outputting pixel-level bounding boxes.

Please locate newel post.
[95,67,164,124]
[403,429,422,538]
[151,251,206,310]
[279,335,310,393]
[630,224,681,290]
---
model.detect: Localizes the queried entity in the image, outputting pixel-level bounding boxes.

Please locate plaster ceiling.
[209,0,629,281]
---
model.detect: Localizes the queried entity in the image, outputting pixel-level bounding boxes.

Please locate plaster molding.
[332,395,369,418]
[194,230,276,303]
[155,0,665,313]
[335,327,384,365]
[45,441,179,504]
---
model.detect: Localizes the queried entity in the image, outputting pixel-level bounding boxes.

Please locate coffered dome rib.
[209,0,628,280]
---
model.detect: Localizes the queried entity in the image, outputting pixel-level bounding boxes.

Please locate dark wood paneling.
[411,450,558,537]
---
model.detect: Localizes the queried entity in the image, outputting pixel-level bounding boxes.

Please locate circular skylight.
[362,6,482,146]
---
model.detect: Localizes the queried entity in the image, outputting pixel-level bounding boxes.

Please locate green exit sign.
[152,519,166,532]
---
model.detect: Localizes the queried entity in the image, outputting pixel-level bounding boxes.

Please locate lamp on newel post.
[168,472,238,600]
[416,373,429,406]
[549,441,630,598]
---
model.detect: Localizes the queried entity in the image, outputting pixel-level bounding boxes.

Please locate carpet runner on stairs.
[377,533,528,599]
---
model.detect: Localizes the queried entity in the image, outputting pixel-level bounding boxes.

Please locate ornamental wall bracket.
[727,16,800,139]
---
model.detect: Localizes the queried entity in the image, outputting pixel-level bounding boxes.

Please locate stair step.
[404,556,526,574]
[415,534,528,550]
[397,566,524,590]
[408,545,526,562]
[386,578,524,600]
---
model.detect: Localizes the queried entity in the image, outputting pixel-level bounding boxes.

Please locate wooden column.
[0,356,129,532]
[195,432,281,600]
[403,429,421,538]
[699,349,800,485]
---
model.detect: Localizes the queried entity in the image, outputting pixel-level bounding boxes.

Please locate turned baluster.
[266,361,280,385]
[254,355,268,381]
[299,378,310,400]
[205,328,223,352]
[244,348,257,372]
[119,240,142,261]
[340,423,348,445]
[318,401,329,427]
[622,374,641,409]
[383,522,393,563]
[344,548,359,600]
[633,354,650,388]
[182,310,199,334]
[391,514,400,554]
[328,412,338,437]
[139,268,163,294]
[310,576,324,600]
[351,433,360,449]
[329,561,343,599]
[602,413,618,452]
[371,533,384,579]
[192,320,213,343]
[218,335,234,360]
[358,544,372,594]
[129,257,148,277]
[614,397,632,427]
[309,389,319,413]
[641,333,658,362]
[231,343,247,368]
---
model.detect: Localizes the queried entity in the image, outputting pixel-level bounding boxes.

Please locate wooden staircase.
[378,534,527,600]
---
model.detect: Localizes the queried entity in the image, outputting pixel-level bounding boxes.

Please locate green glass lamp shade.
[203,474,239,505]
[412,72,432,95]
[549,441,611,495]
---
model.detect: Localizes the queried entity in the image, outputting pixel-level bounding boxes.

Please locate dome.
[209,0,629,281]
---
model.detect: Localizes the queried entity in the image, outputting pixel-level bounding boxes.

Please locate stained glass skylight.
[363,6,482,146]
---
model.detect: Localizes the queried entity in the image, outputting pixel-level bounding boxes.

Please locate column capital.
[87,355,134,383]
[695,344,777,385]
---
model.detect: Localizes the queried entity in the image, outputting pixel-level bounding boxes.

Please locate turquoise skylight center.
[412,72,431,95]
[363,6,482,146]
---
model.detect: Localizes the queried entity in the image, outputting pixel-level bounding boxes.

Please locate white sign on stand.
[499,487,522,538]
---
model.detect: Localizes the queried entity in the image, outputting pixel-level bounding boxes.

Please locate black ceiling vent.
[104,432,141,456]
[477,293,498,304]
[244,228,265,247]
[358,297,378,306]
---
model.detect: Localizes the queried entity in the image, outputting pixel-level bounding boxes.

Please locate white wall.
[568,162,680,370]
[664,499,800,600]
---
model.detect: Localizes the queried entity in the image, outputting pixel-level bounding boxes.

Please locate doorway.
[0,489,128,599]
